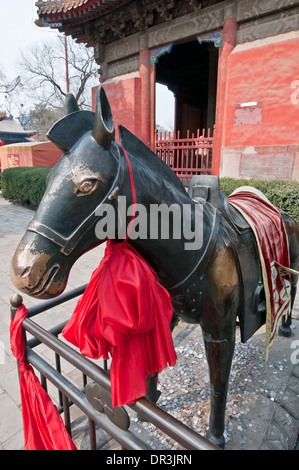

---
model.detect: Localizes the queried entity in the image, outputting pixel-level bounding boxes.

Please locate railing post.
[10,294,23,321]
[10,294,24,379]
[154,129,158,155]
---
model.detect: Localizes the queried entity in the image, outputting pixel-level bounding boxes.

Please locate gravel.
[127,315,299,450]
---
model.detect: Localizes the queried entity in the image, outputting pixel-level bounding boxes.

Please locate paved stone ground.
[0,194,298,451]
[0,195,105,450]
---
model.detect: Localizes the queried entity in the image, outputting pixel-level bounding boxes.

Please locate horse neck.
[120,154,211,290]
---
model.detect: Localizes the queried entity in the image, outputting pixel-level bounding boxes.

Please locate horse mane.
[118,125,188,197]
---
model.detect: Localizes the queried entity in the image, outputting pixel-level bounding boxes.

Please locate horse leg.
[144,372,161,403]
[201,320,236,448]
[279,312,292,337]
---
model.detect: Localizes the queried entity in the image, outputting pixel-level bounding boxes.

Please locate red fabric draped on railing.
[10,304,77,450]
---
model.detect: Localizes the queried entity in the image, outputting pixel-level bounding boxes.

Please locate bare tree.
[0,68,22,117]
[17,35,99,109]
[0,74,21,95]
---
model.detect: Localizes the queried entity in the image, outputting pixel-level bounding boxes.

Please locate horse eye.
[75,179,99,196]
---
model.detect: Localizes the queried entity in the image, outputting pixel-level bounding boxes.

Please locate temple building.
[36,0,299,181]
[0,113,36,146]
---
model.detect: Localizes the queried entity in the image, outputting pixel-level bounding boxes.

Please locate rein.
[167,205,220,295]
[122,144,137,241]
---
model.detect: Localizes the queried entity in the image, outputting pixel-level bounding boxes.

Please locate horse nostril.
[21,267,32,278]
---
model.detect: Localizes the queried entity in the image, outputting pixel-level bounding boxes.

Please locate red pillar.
[139,48,152,148]
[212,17,238,176]
[150,63,156,151]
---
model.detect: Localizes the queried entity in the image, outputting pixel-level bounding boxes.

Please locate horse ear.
[64,93,79,115]
[92,87,114,150]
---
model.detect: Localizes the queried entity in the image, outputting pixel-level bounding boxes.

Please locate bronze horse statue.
[11,88,299,448]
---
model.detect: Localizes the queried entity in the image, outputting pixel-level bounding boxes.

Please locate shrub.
[220,178,299,225]
[2,166,52,209]
[2,169,299,226]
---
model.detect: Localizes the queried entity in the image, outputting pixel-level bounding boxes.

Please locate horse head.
[11,87,121,299]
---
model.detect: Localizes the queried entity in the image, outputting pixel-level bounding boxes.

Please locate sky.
[0,0,174,129]
[0,1,60,80]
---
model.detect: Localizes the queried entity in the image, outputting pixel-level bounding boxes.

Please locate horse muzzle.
[10,231,70,299]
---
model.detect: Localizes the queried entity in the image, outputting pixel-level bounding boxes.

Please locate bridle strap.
[26,221,70,251]
[167,207,220,294]
[26,143,124,255]
[26,217,100,256]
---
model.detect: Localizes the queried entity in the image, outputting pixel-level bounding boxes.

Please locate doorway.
[155,40,218,136]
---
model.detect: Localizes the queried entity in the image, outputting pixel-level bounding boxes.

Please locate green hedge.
[220,178,299,225]
[1,168,299,225]
[1,166,52,209]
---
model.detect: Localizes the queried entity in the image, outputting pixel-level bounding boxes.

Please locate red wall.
[92,74,141,143]
[220,32,299,181]
[223,34,299,147]
[0,141,62,170]
[91,32,299,180]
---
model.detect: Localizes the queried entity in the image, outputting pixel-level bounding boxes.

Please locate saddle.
[188,175,250,233]
[188,175,266,341]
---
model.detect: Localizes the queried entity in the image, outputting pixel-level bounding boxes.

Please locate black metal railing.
[10,286,220,451]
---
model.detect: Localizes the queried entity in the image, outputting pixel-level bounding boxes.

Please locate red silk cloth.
[10,305,77,450]
[228,189,291,353]
[62,240,177,407]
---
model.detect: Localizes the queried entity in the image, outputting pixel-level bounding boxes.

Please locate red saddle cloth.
[229,188,292,356]
[62,240,177,407]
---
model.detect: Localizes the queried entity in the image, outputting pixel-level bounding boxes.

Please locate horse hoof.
[206,430,225,449]
[278,326,292,337]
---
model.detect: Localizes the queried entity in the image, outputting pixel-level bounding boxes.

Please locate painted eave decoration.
[36,0,124,23]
